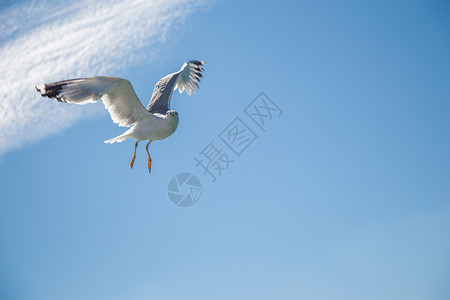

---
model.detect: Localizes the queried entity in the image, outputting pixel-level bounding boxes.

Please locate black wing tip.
[35,82,67,102]
[35,84,46,94]
[189,60,206,66]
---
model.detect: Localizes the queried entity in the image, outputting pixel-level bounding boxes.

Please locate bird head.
[167,110,178,117]
[166,110,179,120]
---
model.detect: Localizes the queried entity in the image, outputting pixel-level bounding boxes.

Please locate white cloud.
[0,0,205,156]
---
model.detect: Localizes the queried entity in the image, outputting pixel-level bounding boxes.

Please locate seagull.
[36,60,205,172]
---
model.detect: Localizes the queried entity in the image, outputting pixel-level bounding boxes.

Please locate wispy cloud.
[0,0,205,157]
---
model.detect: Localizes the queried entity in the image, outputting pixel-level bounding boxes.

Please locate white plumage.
[36,60,205,172]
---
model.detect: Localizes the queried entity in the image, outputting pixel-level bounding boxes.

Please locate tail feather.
[104,133,130,144]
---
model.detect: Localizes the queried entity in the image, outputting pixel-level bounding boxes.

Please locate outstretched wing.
[36,76,150,127]
[147,60,205,114]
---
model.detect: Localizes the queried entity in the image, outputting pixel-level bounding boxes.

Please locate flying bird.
[36,60,206,172]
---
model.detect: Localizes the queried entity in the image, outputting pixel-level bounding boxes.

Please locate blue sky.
[0,0,449,299]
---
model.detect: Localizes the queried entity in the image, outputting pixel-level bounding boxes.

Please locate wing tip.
[35,84,45,93]
[175,59,206,95]
[35,82,68,102]
[188,59,206,66]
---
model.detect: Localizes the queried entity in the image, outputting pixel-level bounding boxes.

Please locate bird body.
[36,60,205,172]
[105,111,179,143]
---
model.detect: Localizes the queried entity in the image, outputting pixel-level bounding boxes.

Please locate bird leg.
[145,141,152,173]
[130,141,139,169]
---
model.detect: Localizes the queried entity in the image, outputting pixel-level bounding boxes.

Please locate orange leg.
[145,141,152,173]
[130,141,138,169]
